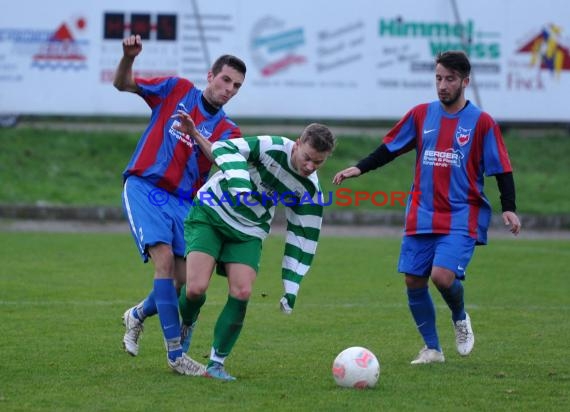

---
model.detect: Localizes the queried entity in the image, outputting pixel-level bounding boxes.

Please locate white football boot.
[168,353,206,376]
[410,346,445,365]
[454,313,475,356]
[122,306,144,356]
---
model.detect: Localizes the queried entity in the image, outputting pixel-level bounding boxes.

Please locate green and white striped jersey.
[197,135,324,299]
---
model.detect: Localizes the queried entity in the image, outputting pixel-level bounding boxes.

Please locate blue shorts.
[122,175,192,262]
[397,233,477,279]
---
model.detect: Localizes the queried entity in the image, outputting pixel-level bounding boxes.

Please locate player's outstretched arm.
[333,166,362,185]
[113,35,142,93]
[502,211,521,236]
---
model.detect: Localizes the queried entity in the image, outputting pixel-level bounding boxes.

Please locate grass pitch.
[0,231,568,411]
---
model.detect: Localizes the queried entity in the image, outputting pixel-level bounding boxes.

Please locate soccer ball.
[332,346,380,388]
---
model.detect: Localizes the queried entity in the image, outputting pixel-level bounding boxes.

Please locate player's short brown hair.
[300,123,336,153]
[211,55,247,77]
[436,50,471,78]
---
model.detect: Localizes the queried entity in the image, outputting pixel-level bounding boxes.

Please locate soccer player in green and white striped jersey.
[171,113,335,380]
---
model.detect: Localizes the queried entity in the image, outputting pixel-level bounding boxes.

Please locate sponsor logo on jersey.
[423,148,464,168]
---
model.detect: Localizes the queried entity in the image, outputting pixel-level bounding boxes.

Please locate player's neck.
[201,94,220,115]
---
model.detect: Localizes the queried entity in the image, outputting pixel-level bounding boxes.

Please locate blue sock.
[132,290,157,321]
[142,290,158,318]
[439,279,466,323]
[154,279,182,361]
[407,287,440,351]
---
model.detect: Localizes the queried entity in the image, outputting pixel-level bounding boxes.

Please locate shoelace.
[181,355,205,374]
[455,321,469,343]
[127,317,143,340]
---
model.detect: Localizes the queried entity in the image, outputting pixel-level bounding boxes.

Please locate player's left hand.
[172,110,198,137]
[502,211,521,236]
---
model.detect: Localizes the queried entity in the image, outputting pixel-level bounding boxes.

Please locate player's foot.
[122,306,143,356]
[205,361,236,381]
[410,346,445,365]
[454,312,475,356]
[180,322,195,353]
[168,353,206,376]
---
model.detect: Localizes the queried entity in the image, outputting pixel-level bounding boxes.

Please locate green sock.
[178,284,206,325]
[212,295,248,358]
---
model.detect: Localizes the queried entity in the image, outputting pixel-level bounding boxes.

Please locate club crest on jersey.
[456,126,471,147]
[198,124,213,139]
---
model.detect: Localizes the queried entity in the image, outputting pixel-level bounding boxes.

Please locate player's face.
[204,65,244,107]
[291,140,330,177]
[435,64,468,108]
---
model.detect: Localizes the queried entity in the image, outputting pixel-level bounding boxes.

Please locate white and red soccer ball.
[332,346,380,388]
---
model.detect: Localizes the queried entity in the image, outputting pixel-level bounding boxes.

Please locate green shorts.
[184,206,262,275]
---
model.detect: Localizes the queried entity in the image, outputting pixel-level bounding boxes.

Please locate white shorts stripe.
[122,179,145,255]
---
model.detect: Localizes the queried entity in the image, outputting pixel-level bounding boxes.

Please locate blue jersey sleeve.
[482,121,512,176]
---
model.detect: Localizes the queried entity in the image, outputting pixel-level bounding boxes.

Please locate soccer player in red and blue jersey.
[333,50,521,365]
[114,34,246,375]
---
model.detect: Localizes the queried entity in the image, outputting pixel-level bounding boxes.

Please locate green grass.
[0,232,568,411]
[0,126,569,214]
[0,128,136,206]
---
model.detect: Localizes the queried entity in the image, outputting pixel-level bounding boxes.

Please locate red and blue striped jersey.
[123,77,241,198]
[384,101,512,244]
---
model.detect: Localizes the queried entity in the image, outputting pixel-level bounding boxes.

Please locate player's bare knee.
[185,283,208,299]
[405,274,428,289]
[148,243,175,276]
[230,287,252,301]
[430,266,455,289]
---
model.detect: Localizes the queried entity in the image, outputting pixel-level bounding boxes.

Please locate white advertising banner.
[0,0,569,122]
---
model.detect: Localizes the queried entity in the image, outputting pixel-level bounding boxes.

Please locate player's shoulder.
[175,77,195,88]
[474,108,498,130]
[160,77,196,95]
[464,101,493,121]
[406,102,432,118]
[249,135,291,157]
[410,102,433,112]
[478,110,496,124]
[415,102,433,110]
[251,134,289,146]
[142,76,192,86]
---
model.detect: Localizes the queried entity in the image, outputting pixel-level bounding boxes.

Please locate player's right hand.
[122,34,142,58]
[332,167,361,185]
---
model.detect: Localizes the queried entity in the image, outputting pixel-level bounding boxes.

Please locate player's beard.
[439,86,463,108]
